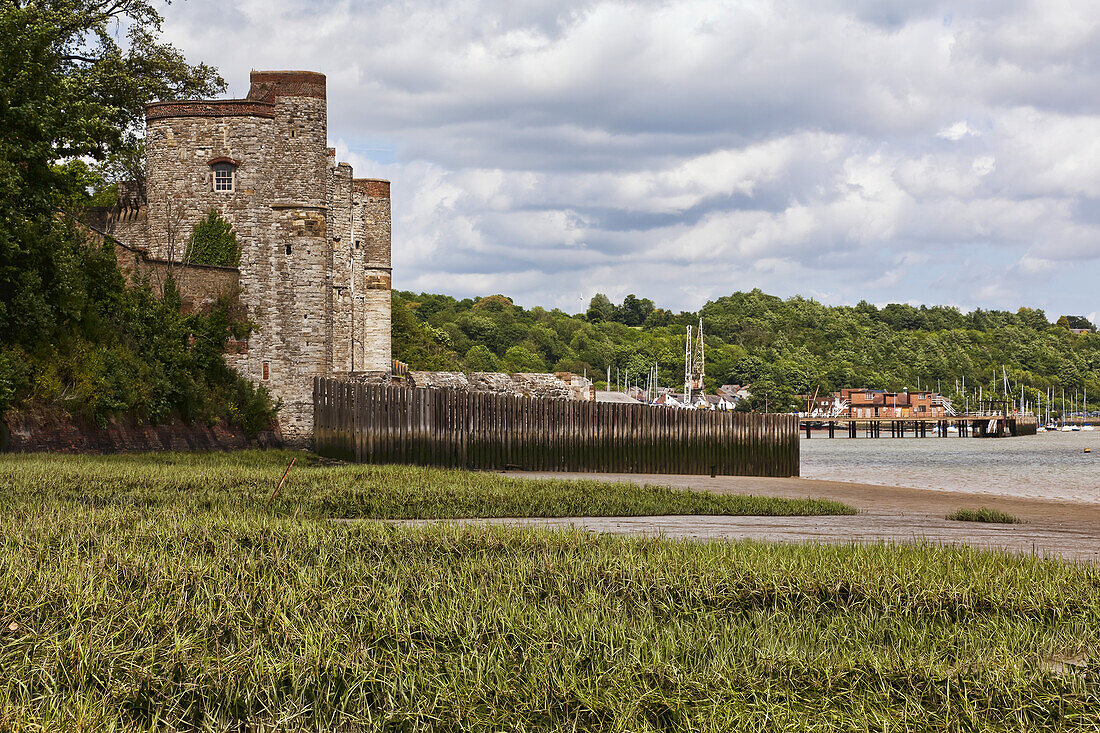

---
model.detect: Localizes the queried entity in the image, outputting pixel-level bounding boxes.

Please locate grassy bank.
[0,450,853,519]
[0,508,1097,730]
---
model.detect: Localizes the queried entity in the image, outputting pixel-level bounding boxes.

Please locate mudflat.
[473,472,1100,563]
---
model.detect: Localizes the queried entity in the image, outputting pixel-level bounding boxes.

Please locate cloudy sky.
[161,0,1100,318]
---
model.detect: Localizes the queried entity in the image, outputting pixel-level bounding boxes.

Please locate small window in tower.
[285,243,292,255]
[211,162,236,192]
[262,361,269,380]
[290,129,297,138]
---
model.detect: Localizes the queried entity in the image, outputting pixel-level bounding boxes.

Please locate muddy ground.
[431,472,1100,563]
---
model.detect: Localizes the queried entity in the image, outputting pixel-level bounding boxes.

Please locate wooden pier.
[799,415,1038,438]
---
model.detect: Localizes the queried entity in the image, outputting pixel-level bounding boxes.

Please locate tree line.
[393,290,1100,414]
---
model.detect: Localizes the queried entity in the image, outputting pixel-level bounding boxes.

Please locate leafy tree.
[391,293,460,371]
[185,210,240,267]
[1,0,223,347]
[586,293,615,322]
[617,294,655,326]
[501,346,546,373]
[392,288,1100,414]
[1058,315,1095,331]
[465,344,499,371]
[0,1,275,432]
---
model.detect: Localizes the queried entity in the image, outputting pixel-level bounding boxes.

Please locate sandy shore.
[465,472,1100,563]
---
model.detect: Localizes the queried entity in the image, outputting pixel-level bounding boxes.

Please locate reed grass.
[0,450,855,519]
[0,453,1095,730]
[947,507,1024,524]
[0,509,1096,730]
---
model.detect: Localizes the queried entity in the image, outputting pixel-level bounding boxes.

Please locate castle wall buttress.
[354,179,392,372]
[330,162,356,372]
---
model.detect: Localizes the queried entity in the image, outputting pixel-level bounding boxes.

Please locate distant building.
[717,384,751,402]
[841,388,948,418]
[702,394,737,411]
[594,390,641,404]
[797,393,833,416]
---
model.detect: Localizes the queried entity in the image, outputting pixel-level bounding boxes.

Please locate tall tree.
[586,293,615,322]
[0,0,224,343]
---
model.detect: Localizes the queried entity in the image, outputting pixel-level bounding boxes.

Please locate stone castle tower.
[115,70,391,443]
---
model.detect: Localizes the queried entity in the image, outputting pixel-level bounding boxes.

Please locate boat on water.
[1061,424,1076,432]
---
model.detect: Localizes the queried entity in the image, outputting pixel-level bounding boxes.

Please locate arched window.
[209,159,238,192]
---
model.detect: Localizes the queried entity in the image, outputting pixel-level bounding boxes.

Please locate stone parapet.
[409,372,575,400]
[146,99,275,120]
[247,70,327,101]
[353,178,390,198]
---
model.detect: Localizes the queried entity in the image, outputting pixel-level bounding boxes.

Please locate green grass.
[0,510,1097,730]
[947,507,1024,524]
[0,450,855,519]
[1,452,1096,730]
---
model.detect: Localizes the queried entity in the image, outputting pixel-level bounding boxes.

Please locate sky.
[159,0,1100,319]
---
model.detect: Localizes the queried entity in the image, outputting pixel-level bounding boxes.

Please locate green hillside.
[393,290,1100,414]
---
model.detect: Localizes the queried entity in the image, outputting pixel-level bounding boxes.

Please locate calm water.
[800,429,1100,503]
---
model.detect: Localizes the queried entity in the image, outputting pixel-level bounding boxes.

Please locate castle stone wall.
[330,162,355,372]
[356,179,392,371]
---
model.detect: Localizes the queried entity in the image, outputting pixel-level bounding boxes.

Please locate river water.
[800,429,1100,504]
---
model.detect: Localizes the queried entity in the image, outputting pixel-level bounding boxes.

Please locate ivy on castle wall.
[185,210,241,267]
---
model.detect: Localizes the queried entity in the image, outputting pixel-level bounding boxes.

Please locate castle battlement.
[110,70,392,445]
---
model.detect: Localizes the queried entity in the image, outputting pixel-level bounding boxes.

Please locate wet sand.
[459,472,1100,563]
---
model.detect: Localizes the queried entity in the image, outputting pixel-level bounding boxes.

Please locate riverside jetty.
[800,415,1039,438]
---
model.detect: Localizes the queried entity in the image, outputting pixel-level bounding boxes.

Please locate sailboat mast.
[684,325,692,402]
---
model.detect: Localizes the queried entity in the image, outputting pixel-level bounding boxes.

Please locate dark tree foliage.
[1057,315,1095,331]
[1,0,225,342]
[393,288,1100,413]
[185,210,241,267]
[585,293,615,322]
[0,1,273,431]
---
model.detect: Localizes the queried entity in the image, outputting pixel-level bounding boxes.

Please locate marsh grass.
[1,452,1096,730]
[947,507,1024,524]
[0,510,1097,730]
[0,450,854,519]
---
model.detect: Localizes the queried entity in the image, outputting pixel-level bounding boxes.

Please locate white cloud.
[160,0,1100,316]
[937,121,981,140]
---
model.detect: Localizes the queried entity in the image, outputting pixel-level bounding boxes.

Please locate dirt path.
[443,472,1100,563]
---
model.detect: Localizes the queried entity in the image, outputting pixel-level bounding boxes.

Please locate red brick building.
[842,389,947,418]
